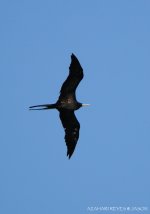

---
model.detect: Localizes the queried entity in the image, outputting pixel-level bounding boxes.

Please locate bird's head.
[77,103,90,109]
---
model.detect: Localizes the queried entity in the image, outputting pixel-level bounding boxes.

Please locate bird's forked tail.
[29,104,56,110]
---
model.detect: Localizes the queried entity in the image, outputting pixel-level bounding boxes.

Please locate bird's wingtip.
[67,151,73,159]
[71,53,76,59]
[67,153,71,159]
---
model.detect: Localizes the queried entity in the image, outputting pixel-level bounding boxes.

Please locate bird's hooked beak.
[82,104,90,107]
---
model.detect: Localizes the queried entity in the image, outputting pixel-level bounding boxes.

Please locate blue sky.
[0,0,150,213]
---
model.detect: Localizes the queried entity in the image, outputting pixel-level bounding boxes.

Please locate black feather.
[29,53,87,159]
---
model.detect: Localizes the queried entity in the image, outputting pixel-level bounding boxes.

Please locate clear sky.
[0,0,150,213]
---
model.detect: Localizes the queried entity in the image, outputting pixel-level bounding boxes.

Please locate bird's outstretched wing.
[60,54,83,98]
[59,110,80,159]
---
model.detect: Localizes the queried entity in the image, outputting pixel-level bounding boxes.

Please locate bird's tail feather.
[29,104,56,110]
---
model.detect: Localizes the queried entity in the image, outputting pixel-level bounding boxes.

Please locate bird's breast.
[58,99,79,110]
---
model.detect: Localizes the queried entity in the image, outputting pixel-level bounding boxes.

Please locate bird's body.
[56,97,82,110]
[29,54,89,159]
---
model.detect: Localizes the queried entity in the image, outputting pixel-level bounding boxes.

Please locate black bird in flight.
[29,54,89,159]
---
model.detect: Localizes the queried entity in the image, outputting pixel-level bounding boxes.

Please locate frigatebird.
[29,54,89,159]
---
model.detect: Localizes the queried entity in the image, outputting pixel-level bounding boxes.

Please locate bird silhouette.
[29,54,89,159]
